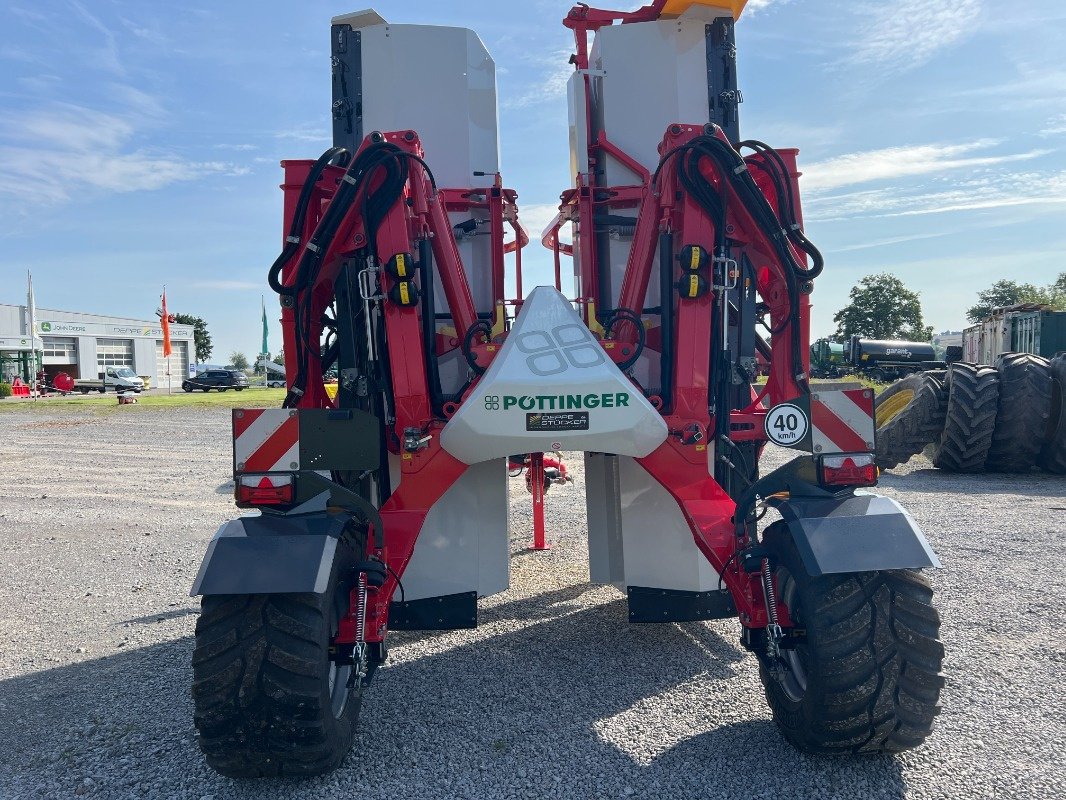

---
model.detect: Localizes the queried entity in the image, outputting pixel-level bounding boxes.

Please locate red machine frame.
[270,3,823,650]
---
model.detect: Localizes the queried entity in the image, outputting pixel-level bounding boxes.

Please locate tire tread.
[759,524,943,754]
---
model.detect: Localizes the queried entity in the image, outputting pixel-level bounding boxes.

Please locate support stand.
[529,452,550,551]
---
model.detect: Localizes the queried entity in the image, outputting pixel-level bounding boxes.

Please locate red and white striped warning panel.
[233,409,300,473]
[810,389,876,455]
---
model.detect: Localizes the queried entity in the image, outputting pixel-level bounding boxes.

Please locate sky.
[2,0,1064,361]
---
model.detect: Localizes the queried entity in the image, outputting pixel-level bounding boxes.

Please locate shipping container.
[962,304,1066,362]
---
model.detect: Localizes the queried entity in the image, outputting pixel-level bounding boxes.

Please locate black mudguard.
[767,492,941,577]
[190,511,356,596]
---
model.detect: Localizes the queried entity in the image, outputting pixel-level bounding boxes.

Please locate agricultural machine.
[191,0,944,778]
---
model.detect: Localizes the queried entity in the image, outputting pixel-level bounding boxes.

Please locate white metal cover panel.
[400,459,509,601]
[440,287,668,464]
[586,454,719,592]
[593,17,717,178]
[359,22,499,316]
[573,14,722,311]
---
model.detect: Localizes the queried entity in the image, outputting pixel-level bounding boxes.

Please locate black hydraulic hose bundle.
[737,139,823,280]
[278,141,448,409]
[419,237,444,415]
[658,230,675,411]
[268,146,351,297]
[284,143,407,407]
[655,134,814,395]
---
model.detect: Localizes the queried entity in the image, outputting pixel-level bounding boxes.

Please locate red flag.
[161,290,172,357]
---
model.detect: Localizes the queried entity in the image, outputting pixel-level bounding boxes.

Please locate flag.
[261,296,269,357]
[27,270,36,345]
[161,289,172,357]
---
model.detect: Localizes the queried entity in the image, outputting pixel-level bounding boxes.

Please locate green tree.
[229,351,250,371]
[965,280,1051,323]
[174,313,213,364]
[272,351,285,367]
[833,273,933,342]
[1048,272,1066,309]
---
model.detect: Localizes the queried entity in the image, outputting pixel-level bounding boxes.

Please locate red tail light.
[237,474,295,505]
[819,454,878,488]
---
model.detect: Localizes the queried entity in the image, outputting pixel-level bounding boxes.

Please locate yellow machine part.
[662,0,748,19]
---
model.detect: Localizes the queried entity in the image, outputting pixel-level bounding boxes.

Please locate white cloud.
[848,0,982,72]
[518,202,567,242]
[498,46,575,111]
[746,0,788,12]
[1041,114,1066,136]
[802,140,1048,192]
[0,104,248,205]
[828,230,953,253]
[275,125,331,144]
[807,169,1066,221]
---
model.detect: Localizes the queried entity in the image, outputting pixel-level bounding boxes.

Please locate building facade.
[0,304,195,389]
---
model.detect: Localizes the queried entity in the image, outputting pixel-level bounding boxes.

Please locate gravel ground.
[0,403,1064,799]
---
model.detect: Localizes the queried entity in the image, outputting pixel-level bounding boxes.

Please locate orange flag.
[161,289,173,357]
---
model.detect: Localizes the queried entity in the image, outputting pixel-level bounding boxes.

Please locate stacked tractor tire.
[875,353,1066,474]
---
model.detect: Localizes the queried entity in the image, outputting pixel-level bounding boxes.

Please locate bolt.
[237,462,245,470]
[235,410,244,419]
[866,441,875,450]
[290,461,299,469]
[814,445,822,453]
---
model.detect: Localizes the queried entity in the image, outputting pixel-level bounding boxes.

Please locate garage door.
[156,340,189,389]
[42,336,77,366]
[97,339,134,369]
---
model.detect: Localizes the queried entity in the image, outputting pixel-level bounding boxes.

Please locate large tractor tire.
[1038,354,1066,474]
[925,363,1000,473]
[874,372,947,470]
[759,522,944,754]
[986,353,1053,473]
[192,547,361,777]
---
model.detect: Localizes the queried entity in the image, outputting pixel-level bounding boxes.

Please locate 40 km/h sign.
[765,403,809,447]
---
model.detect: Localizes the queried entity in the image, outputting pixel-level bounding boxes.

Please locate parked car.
[182,369,250,392]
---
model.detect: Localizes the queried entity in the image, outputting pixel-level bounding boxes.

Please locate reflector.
[237,474,295,505]
[820,454,878,488]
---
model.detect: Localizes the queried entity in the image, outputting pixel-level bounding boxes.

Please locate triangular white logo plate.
[441,287,668,464]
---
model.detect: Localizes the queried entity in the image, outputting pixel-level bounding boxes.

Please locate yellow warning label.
[399,282,411,305]
[395,254,407,277]
[689,275,700,297]
[690,248,701,270]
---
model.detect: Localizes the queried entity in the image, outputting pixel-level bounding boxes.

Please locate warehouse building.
[0,303,195,389]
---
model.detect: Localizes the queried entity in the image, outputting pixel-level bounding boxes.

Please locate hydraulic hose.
[658,230,675,412]
[419,237,444,415]
[737,140,823,280]
[268,146,350,297]
[653,135,812,394]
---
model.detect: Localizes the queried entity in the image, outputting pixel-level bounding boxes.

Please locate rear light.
[237,474,295,505]
[819,454,878,488]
